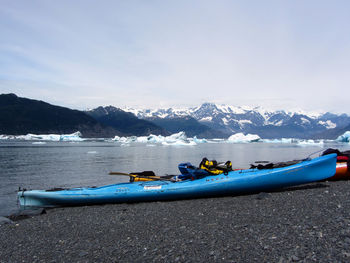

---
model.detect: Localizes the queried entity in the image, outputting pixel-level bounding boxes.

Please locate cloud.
[1,0,350,113]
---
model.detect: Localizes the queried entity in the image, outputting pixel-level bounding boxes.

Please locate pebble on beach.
[1,180,350,262]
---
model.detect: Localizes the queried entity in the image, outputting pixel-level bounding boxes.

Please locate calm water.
[1,140,349,216]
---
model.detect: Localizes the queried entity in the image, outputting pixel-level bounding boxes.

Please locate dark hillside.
[87,106,168,136]
[0,93,118,137]
[313,123,350,140]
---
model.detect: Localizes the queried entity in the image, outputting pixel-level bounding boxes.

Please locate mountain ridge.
[1,93,350,139]
[123,102,350,139]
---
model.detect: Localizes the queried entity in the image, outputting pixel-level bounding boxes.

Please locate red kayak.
[329,156,349,180]
[330,162,350,180]
[322,149,350,180]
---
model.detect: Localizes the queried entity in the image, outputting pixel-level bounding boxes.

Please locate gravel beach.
[1,180,350,262]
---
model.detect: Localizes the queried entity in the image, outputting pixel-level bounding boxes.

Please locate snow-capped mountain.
[123,103,350,139]
[8,93,349,139]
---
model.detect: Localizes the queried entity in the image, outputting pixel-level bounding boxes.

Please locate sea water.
[1,140,349,216]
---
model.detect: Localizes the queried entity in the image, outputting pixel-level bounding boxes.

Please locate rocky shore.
[1,180,350,262]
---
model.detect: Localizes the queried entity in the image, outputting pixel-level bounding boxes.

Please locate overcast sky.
[0,0,349,113]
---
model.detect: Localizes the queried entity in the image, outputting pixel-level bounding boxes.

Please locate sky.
[0,0,349,113]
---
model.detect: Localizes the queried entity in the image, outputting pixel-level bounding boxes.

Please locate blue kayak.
[18,153,337,209]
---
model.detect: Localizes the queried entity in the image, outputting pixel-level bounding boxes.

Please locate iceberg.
[146,134,169,143]
[262,138,293,144]
[59,132,84,141]
[336,131,350,143]
[262,138,324,146]
[227,133,261,143]
[192,136,208,144]
[296,139,324,146]
[113,131,197,146]
[1,129,344,146]
[115,136,138,144]
[148,131,197,146]
[0,131,84,142]
[161,132,192,145]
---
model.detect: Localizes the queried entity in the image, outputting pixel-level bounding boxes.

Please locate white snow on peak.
[318,120,336,129]
[265,119,284,126]
[275,120,284,126]
[237,105,256,112]
[122,104,337,130]
[222,117,229,125]
[301,117,311,125]
[216,104,246,114]
[238,120,252,127]
[292,109,324,119]
[199,117,213,122]
[170,108,192,117]
[253,107,276,119]
[123,107,191,119]
[121,107,143,118]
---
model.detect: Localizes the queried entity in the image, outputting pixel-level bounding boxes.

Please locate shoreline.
[1,180,350,262]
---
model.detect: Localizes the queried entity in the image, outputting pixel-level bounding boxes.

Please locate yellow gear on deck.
[199,158,232,175]
[200,161,224,175]
[131,177,156,182]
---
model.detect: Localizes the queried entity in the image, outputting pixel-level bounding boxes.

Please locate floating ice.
[162,132,193,145]
[192,136,208,144]
[113,131,197,146]
[0,130,346,146]
[112,136,138,144]
[227,133,261,143]
[60,132,84,141]
[336,131,350,143]
[262,138,324,146]
[113,132,297,145]
[262,138,293,144]
[296,139,324,147]
[0,131,84,141]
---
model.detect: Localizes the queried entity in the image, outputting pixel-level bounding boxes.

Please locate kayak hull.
[18,154,337,209]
